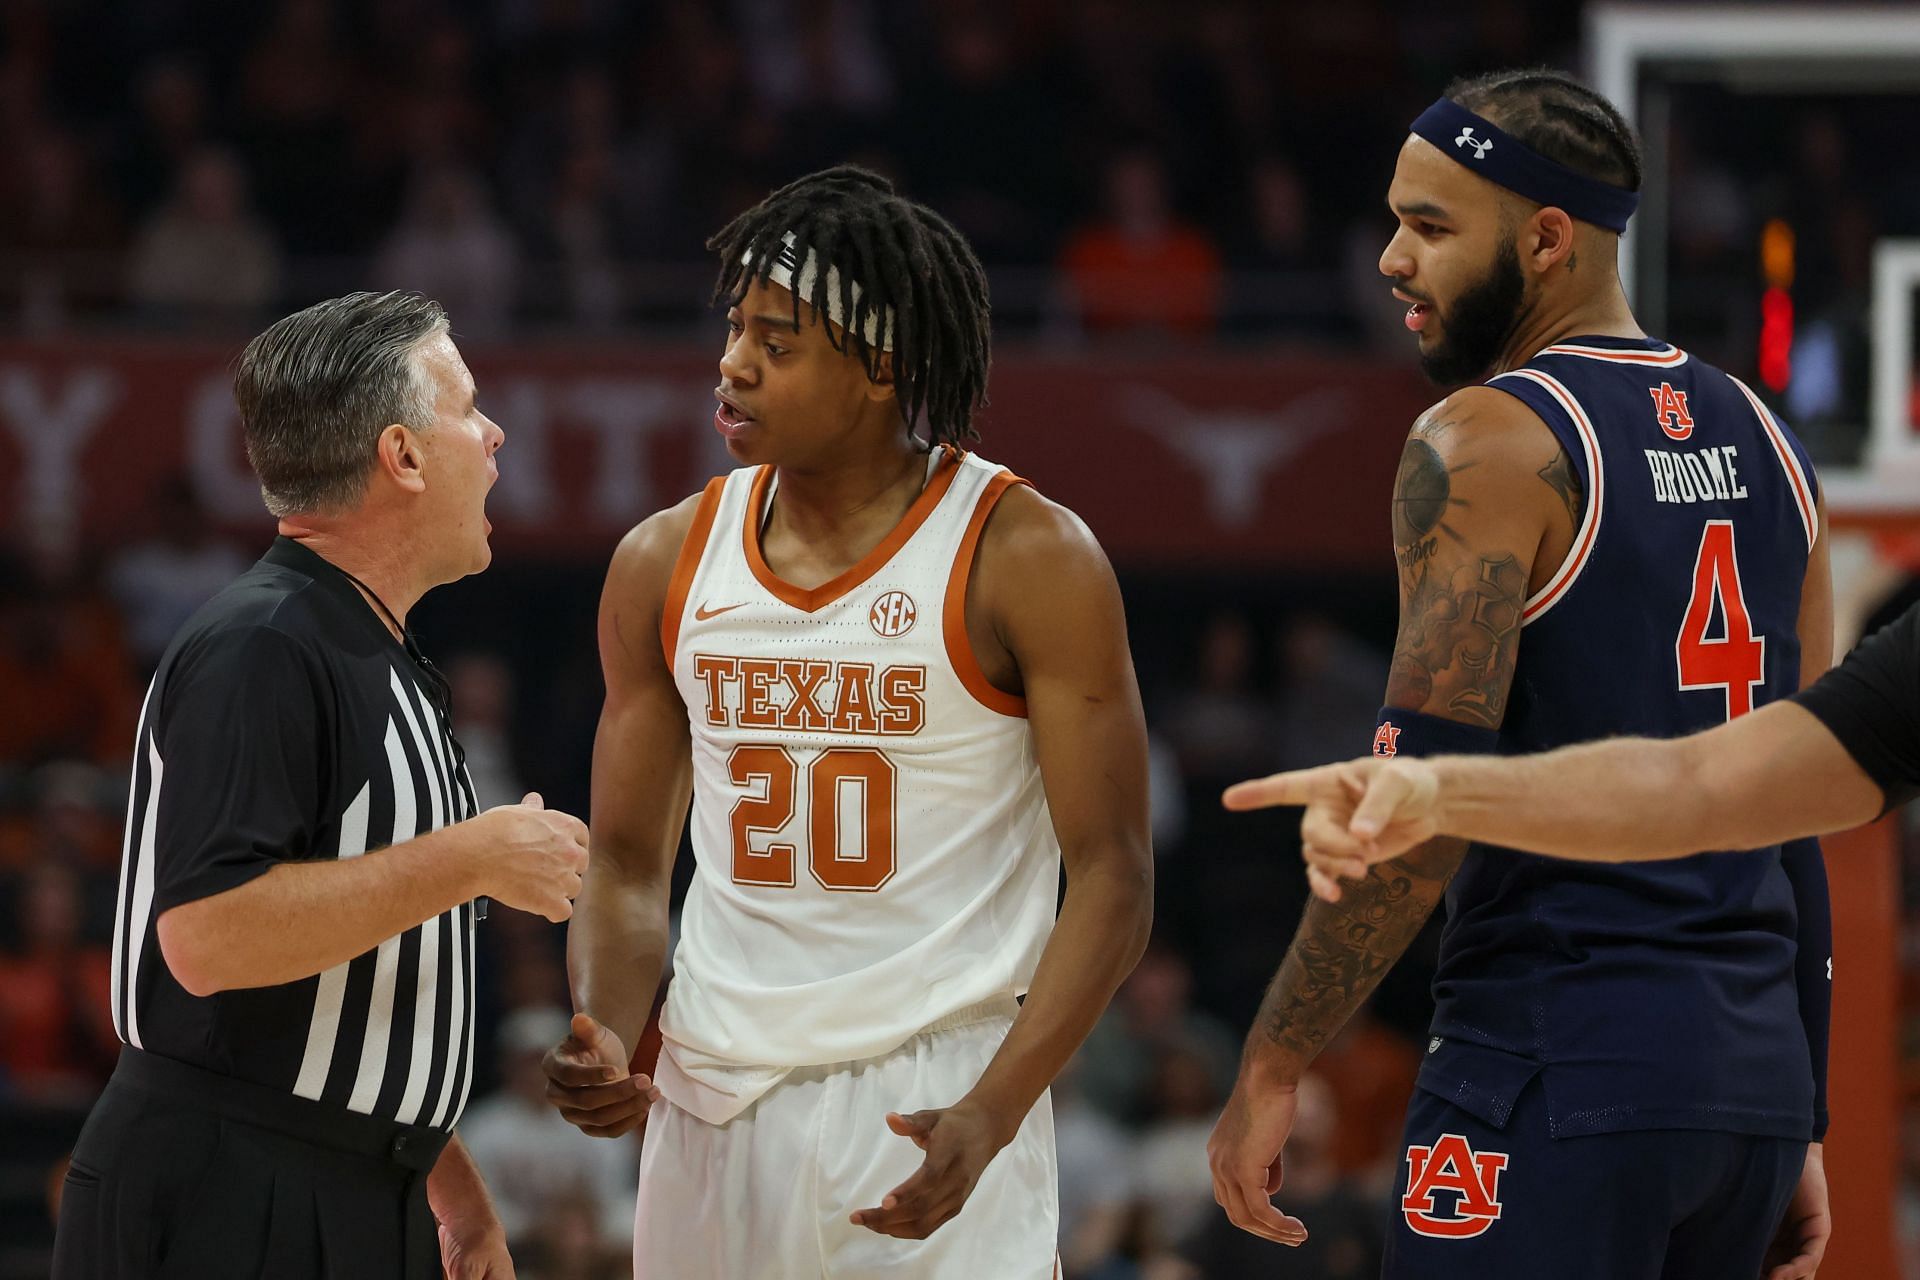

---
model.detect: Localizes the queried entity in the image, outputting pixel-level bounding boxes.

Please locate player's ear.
[1527,207,1577,276]
[864,351,897,406]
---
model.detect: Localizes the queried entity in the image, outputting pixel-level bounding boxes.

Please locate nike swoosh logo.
[694,601,746,621]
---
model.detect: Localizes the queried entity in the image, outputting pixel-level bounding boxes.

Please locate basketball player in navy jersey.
[1207,70,1832,1280]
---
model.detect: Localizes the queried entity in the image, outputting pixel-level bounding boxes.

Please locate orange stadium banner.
[0,340,1434,567]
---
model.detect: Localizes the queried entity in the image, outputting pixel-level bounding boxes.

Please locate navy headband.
[1409,98,1639,233]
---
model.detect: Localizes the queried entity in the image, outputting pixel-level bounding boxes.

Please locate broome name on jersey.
[1644,444,1749,506]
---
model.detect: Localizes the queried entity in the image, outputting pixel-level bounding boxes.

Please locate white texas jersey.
[654,447,1060,1123]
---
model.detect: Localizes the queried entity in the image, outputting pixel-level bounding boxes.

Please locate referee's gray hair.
[235,291,451,517]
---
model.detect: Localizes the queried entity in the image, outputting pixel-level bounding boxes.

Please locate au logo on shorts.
[869,591,918,637]
[1402,1133,1508,1239]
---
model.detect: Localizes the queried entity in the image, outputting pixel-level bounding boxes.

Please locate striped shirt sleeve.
[150,623,328,913]
[1793,599,1920,812]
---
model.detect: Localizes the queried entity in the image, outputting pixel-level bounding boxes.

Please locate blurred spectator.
[1177,1073,1384,1278]
[105,476,249,672]
[459,1006,639,1253]
[0,859,118,1105]
[114,57,212,219]
[0,761,123,878]
[1271,613,1387,771]
[512,1190,632,1280]
[1158,611,1276,783]
[126,146,283,321]
[375,164,519,340]
[1131,1044,1222,1248]
[235,0,362,254]
[1055,1054,1135,1278]
[1079,939,1239,1127]
[447,651,529,811]
[1146,732,1188,854]
[895,8,1069,266]
[0,551,139,770]
[1059,149,1224,337]
[1314,1008,1422,1185]
[0,124,123,327]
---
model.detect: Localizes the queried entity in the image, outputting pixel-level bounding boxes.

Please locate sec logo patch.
[869,591,917,638]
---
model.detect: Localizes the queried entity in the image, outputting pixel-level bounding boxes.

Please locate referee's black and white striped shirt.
[111,536,480,1131]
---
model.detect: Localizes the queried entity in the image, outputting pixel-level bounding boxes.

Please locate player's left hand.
[1762,1142,1830,1279]
[849,1102,1011,1239]
[438,1216,515,1280]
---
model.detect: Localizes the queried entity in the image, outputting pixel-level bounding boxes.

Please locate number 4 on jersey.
[1676,520,1765,720]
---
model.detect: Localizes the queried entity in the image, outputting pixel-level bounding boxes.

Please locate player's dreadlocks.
[1446,68,1644,196]
[707,165,992,446]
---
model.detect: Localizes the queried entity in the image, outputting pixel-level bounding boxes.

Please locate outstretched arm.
[1239,699,1881,887]
[1209,387,1571,1244]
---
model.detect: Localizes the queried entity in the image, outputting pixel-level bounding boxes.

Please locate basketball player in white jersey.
[542,166,1154,1277]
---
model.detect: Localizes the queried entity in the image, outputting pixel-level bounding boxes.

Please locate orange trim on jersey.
[660,476,728,663]
[1540,341,1688,366]
[744,447,963,613]
[1730,375,1818,552]
[944,469,1031,718]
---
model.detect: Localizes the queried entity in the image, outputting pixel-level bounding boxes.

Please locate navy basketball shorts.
[1382,1078,1805,1279]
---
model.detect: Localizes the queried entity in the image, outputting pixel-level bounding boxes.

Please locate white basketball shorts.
[633,999,1059,1279]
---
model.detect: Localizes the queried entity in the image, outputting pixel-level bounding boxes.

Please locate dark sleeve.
[1791,600,1920,811]
[149,623,328,913]
[1779,836,1830,1141]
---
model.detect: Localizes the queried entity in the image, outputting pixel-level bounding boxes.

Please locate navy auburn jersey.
[1422,335,1820,1142]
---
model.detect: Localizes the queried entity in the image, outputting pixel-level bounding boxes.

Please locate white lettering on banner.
[1645,445,1748,505]
[0,365,121,543]
[1120,384,1344,527]
[187,374,269,520]
[564,380,708,520]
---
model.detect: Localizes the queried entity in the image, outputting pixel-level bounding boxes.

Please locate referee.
[52,292,589,1280]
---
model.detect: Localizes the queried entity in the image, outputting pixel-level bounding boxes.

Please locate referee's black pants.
[52,1048,449,1279]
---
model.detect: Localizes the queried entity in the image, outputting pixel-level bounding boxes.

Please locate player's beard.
[1419,236,1527,387]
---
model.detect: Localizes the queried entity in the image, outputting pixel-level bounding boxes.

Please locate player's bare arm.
[849,485,1154,1241]
[543,494,701,1137]
[1208,384,1575,1244]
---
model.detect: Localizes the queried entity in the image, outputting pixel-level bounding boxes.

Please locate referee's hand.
[543,1012,659,1138]
[473,792,590,922]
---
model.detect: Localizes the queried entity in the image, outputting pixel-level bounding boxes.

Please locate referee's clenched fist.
[469,793,590,922]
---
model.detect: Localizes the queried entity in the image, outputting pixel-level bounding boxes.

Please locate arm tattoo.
[1242,413,1534,1075]
[1386,432,1528,728]
[1537,449,1583,526]
[1254,841,1462,1063]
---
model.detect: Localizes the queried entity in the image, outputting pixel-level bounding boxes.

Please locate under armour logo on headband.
[1454,128,1492,160]
[1411,98,1639,232]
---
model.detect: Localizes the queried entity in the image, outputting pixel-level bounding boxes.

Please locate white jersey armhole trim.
[1491,368,1605,627]
[1728,375,1818,553]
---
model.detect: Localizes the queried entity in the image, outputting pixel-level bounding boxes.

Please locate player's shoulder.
[975,480,1110,581]
[1414,383,1554,449]
[606,480,725,592]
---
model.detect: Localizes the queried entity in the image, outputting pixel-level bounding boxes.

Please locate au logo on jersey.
[869,591,918,638]
[1402,1134,1508,1239]
[1372,722,1401,758]
[1650,382,1694,441]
